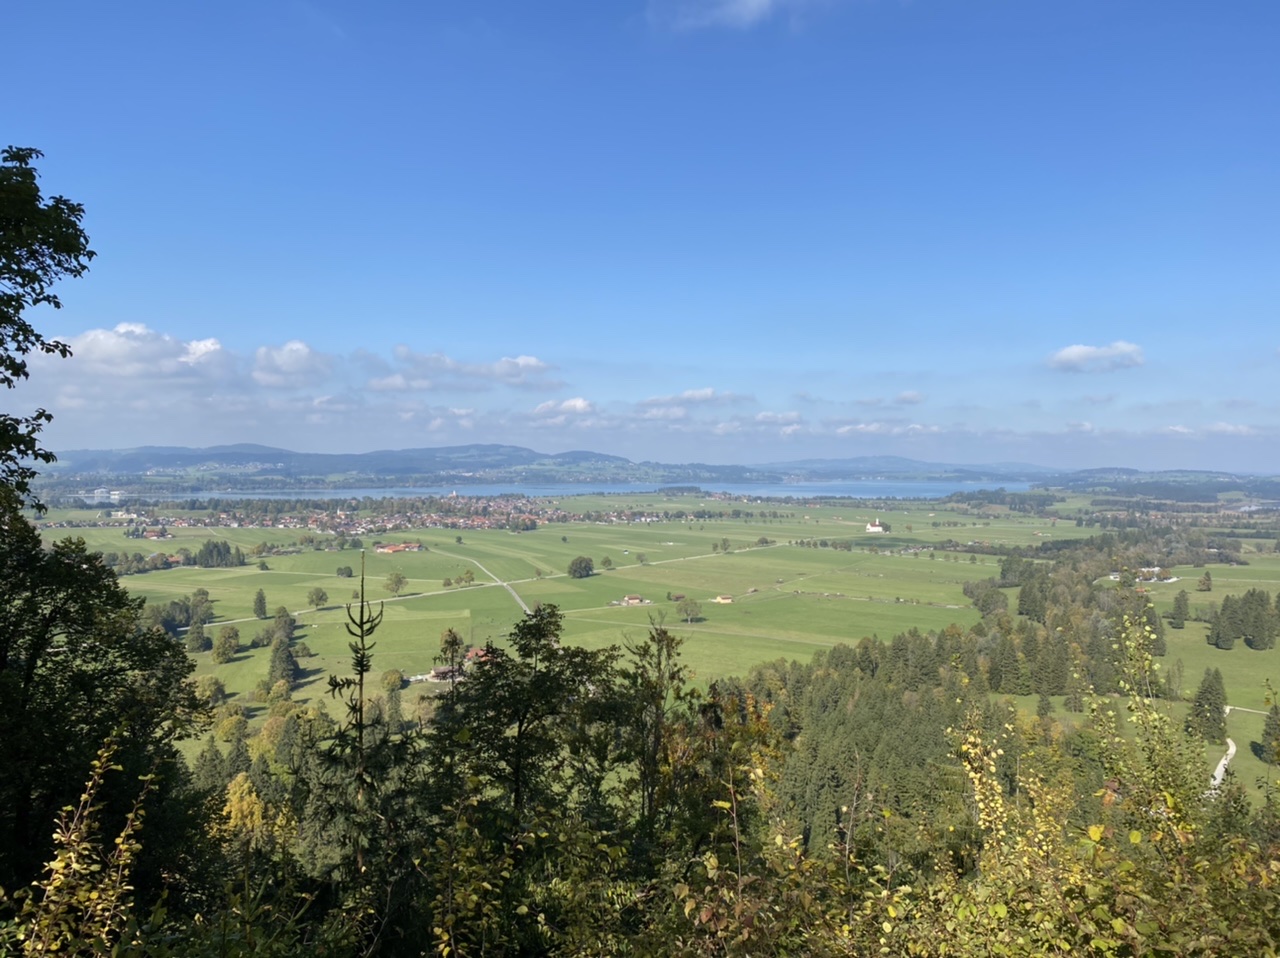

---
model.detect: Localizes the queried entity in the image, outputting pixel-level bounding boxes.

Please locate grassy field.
[38,495,1068,689]
[36,494,1280,795]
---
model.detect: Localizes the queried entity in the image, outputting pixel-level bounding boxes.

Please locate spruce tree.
[1255,704,1280,764]
[1187,668,1228,742]
[253,588,268,619]
[1171,589,1190,629]
[191,737,227,794]
[267,635,299,690]
[226,733,251,778]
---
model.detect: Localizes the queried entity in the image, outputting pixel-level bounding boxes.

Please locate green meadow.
[37,494,1280,794]
[40,495,1074,695]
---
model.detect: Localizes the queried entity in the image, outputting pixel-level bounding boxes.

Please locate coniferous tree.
[1171,589,1190,629]
[226,732,251,779]
[299,561,427,953]
[267,635,299,690]
[1254,704,1280,764]
[1187,668,1228,742]
[253,588,268,619]
[191,737,227,795]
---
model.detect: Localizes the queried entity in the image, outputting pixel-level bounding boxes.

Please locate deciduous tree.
[0,147,94,509]
[677,597,702,623]
[0,487,195,891]
[212,626,240,664]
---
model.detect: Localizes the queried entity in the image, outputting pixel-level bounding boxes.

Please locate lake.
[187,479,1034,501]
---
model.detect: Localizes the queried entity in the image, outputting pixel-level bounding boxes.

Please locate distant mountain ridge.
[50,443,631,477]
[49,444,1048,478]
[40,444,1280,496]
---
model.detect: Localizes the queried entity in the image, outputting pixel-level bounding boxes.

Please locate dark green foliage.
[253,588,268,619]
[0,147,93,509]
[267,636,299,690]
[1171,589,1190,629]
[1036,692,1055,719]
[272,607,296,643]
[1209,590,1277,651]
[1254,704,1280,764]
[293,569,428,952]
[192,737,228,794]
[0,488,196,892]
[185,620,210,653]
[142,590,211,636]
[1016,569,1050,623]
[226,733,251,778]
[1186,668,1227,742]
[568,555,594,578]
[431,604,622,824]
[195,539,245,568]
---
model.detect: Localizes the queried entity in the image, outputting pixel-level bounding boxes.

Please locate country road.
[1211,738,1237,791]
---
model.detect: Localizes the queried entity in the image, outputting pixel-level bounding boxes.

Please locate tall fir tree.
[1187,668,1228,742]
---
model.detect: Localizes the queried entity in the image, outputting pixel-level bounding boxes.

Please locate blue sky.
[9,0,1279,470]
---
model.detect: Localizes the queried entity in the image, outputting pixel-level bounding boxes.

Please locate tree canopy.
[0,147,94,508]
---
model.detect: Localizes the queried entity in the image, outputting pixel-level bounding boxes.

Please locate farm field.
[36,493,1280,797]
[39,495,1071,691]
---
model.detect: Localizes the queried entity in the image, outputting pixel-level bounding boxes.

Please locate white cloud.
[182,338,223,364]
[367,373,433,392]
[755,411,801,424]
[53,323,231,380]
[894,390,924,405]
[640,387,745,407]
[836,422,891,435]
[1048,340,1144,373]
[253,340,332,388]
[533,397,595,416]
[833,420,940,437]
[387,346,556,389]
